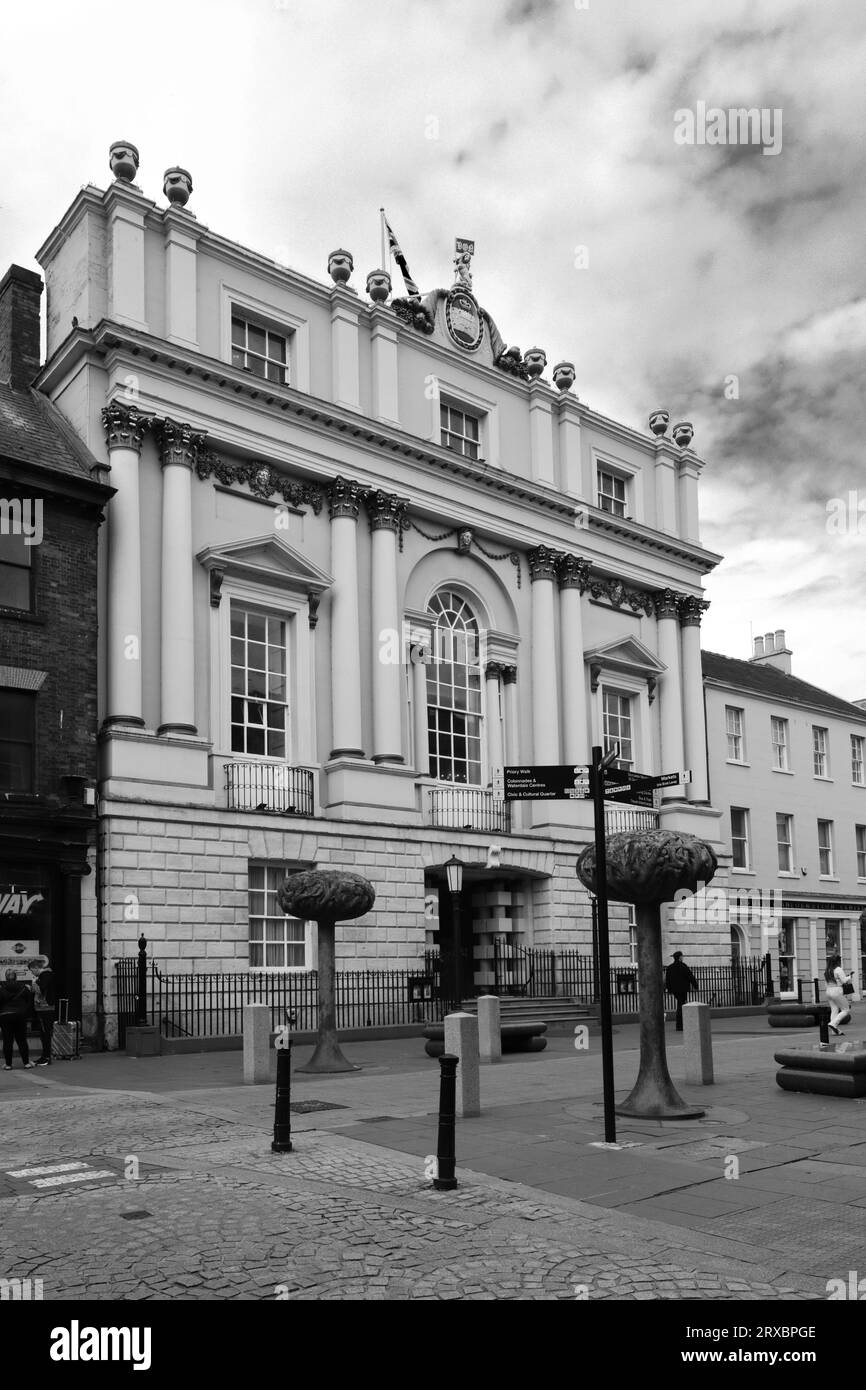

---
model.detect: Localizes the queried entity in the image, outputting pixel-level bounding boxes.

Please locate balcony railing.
[428,786,511,834]
[225,762,314,816]
[604,802,659,834]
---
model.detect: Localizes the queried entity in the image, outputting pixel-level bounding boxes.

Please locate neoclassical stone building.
[34,142,730,1040]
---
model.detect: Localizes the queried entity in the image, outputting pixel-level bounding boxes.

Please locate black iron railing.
[427,786,511,834]
[225,762,314,816]
[116,956,449,1040]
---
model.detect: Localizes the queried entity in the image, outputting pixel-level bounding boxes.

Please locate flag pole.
[380,208,389,275]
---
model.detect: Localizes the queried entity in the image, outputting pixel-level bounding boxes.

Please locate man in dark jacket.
[0,969,35,1069]
[665,951,699,1031]
[32,958,56,1065]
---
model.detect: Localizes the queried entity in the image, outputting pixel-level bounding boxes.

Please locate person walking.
[665,950,699,1031]
[0,969,35,1070]
[31,957,56,1065]
[824,954,853,1035]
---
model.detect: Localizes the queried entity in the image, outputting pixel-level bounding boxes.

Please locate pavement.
[0,1014,864,1302]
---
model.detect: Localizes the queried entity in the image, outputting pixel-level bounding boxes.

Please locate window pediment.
[197,534,332,600]
[584,637,667,680]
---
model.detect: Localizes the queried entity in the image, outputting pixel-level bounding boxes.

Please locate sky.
[1,0,865,698]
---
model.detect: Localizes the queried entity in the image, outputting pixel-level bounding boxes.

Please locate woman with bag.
[824,954,853,1035]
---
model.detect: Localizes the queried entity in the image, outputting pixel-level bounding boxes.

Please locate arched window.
[426,590,483,785]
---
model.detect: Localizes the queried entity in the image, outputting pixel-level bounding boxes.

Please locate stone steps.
[458,996,594,1035]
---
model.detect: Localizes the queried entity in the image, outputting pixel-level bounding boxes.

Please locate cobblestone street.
[0,1027,846,1302]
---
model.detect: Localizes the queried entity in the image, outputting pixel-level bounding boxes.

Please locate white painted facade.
[35,153,729,1042]
[704,638,866,999]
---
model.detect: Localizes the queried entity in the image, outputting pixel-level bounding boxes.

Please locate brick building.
[33,143,730,1044]
[0,264,112,1027]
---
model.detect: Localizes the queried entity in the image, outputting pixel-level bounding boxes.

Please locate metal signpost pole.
[592,745,617,1143]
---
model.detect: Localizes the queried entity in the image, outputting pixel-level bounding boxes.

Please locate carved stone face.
[109,142,139,182]
[672,420,694,448]
[524,348,547,379]
[552,361,576,392]
[648,410,670,437]
[458,529,473,553]
[328,250,354,284]
[366,270,392,303]
[163,168,193,207]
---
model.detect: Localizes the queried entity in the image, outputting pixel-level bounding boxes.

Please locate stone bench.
[423,1021,547,1057]
[775,1043,866,1098]
[766,1002,827,1029]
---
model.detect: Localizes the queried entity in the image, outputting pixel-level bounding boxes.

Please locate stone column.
[528,380,555,487]
[528,547,561,764]
[484,663,504,782]
[101,403,151,727]
[680,595,710,802]
[104,182,149,330]
[328,477,365,758]
[654,441,678,535]
[655,589,685,798]
[411,626,431,775]
[679,456,702,543]
[558,556,590,766]
[502,666,519,765]
[369,306,400,426]
[163,207,202,349]
[154,419,202,735]
[556,394,583,498]
[365,489,407,763]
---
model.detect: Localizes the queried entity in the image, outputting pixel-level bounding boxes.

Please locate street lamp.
[445,855,465,1005]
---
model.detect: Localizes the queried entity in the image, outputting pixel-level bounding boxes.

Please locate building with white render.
[32,141,731,1042]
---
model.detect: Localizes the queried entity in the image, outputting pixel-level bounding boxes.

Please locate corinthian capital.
[527,545,562,582]
[364,488,408,532]
[654,587,684,619]
[679,595,710,627]
[101,402,152,453]
[154,417,207,469]
[557,554,591,591]
[328,475,364,520]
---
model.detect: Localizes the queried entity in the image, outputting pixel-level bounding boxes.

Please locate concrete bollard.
[243,1003,271,1084]
[683,1002,713,1084]
[444,1011,481,1117]
[477,994,501,1063]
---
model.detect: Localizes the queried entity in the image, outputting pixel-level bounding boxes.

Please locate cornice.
[702,677,866,726]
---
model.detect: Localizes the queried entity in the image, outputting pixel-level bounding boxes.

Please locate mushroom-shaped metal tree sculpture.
[277,870,375,1073]
[576,829,718,1119]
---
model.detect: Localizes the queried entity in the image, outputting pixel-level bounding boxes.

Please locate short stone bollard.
[444,1011,481,1118]
[477,994,501,1063]
[243,1002,271,1085]
[683,1002,713,1085]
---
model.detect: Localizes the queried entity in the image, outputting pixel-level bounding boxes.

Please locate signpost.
[496,755,692,1143]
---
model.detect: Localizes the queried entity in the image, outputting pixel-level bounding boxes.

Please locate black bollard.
[816,1004,830,1046]
[271,1041,293,1153]
[813,978,820,1005]
[797,979,804,1003]
[433,1053,458,1191]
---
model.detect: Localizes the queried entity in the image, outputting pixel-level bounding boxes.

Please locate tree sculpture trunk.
[276,870,375,1075]
[617,902,704,1119]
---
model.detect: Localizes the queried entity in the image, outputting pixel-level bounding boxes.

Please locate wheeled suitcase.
[52,999,81,1060]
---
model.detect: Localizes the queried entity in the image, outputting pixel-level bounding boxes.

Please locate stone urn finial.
[328,249,354,285]
[577,829,718,1120]
[366,269,392,303]
[552,361,576,393]
[649,409,670,437]
[277,869,375,1073]
[672,420,694,448]
[163,167,193,208]
[109,141,139,183]
[524,347,547,380]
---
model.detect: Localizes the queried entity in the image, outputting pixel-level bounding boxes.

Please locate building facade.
[0,264,112,1023]
[35,143,729,1043]
[704,635,866,998]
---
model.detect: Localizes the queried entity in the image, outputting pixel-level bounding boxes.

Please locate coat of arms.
[445,288,484,351]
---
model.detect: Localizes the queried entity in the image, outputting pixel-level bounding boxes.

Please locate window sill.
[0,607,44,624]
[813,775,833,783]
[771,767,794,775]
[777,872,798,878]
[725,759,750,767]
[851,782,866,790]
[730,868,755,876]
[818,875,840,883]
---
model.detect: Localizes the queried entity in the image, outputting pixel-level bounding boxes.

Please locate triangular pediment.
[197,534,332,594]
[584,637,667,677]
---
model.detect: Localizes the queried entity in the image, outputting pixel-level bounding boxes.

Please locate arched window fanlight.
[426,590,483,785]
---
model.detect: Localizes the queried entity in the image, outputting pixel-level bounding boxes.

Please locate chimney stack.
[0,265,42,389]
[750,627,793,675]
